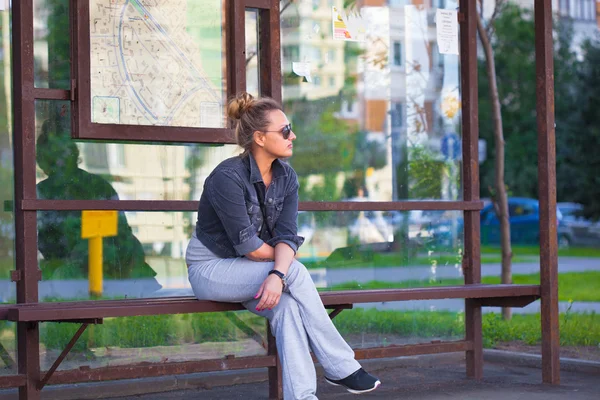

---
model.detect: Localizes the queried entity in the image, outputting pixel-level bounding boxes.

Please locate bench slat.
[3,284,540,323]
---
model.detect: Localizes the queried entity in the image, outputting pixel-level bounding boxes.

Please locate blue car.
[480,197,566,246]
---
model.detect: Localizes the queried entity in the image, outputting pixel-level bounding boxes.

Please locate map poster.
[90,0,226,128]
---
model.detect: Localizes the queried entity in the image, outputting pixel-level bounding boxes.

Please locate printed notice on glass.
[436,9,459,55]
[292,62,312,83]
[332,6,366,42]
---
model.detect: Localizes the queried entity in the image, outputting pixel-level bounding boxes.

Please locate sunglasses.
[264,124,293,140]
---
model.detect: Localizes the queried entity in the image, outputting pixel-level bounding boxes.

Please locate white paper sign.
[0,0,7,11]
[292,61,312,83]
[436,9,459,55]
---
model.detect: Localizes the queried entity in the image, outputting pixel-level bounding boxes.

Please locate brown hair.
[227,92,283,155]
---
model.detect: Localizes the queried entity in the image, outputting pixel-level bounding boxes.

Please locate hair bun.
[227,92,255,120]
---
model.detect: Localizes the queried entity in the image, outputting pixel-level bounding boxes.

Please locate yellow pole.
[88,236,103,297]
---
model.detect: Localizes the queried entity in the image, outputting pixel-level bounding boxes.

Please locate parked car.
[480,197,569,247]
[556,202,600,247]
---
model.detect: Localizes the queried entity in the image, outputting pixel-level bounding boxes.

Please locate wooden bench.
[1,284,540,397]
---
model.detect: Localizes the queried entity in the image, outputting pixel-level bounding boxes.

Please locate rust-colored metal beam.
[459,0,483,381]
[21,199,485,212]
[229,0,247,97]
[259,0,282,104]
[328,304,353,320]
[0,375,27,389]
[32,88,70,100]
[319,285,540,306]
[246,0,271,9]
[535,0,560,385]
[354,340,472,360]
[46,355,277,385]
[477,295,539,308]
[0,341,16,369]
[38,324,90,390]
[267,323,283,400]
[12,0,42,399]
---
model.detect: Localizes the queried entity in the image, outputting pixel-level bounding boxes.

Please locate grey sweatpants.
[186,234,361,400]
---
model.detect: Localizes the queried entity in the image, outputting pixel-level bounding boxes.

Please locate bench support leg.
[38,323,89,390]
[465,300,483,380]
[18,322,41,400]
[267,322,283,400]
[0,341,15,369]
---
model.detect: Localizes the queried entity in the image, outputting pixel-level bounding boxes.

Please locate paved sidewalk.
[98,356,600,400]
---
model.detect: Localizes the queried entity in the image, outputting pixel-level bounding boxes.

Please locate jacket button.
[268,198,273,204]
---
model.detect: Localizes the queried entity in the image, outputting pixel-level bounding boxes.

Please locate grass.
[302,251,533,270]
[482,245,600,258]
[333,309,600,348]
[328,271,600,302]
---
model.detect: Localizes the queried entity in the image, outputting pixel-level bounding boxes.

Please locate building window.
[283,45,300,60]
[312,0,321,10]
[391,103,403,129]
[327,49,336,64]
[392,41,402,66]
[313,75,321,86]
[559,0,596,21]
[329,76,335,87]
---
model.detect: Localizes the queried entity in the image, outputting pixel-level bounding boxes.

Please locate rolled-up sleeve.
[266,170,305,253]
[207,170,264,256]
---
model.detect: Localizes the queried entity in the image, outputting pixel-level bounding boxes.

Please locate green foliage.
[478,4,581,202]
[333,309,464,338]
[558,37,600,220]
[407,146,446,199]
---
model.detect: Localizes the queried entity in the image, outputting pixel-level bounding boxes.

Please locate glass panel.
[335,301,465,349]
[297,211,464,291]
[35,100,240,201]
[38,311,267,372]
[281,0,463,201]
[33,0,71,89]
[89,0,228,128]
[37,211,191,301]
[0,1,16,377]
[246,9,259,97]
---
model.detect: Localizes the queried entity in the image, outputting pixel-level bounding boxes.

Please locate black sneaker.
[325,368,381,394]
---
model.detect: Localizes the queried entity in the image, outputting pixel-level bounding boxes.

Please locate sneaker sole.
[325,378,381,394]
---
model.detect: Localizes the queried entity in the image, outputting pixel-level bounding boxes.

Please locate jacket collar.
[245,152,288,184]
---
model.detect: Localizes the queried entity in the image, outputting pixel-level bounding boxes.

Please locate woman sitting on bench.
[186,92,381,399]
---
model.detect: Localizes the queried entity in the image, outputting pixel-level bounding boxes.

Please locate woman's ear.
[253,131,266,148]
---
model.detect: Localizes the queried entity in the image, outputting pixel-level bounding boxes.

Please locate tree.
[477,0,512,319]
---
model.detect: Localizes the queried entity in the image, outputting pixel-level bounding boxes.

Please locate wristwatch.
[268,269,288,289]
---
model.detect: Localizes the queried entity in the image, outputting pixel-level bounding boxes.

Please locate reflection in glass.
[38,312,267,372]
[35,100,240,202]
[33,0,71,89]
[246,9,260,97]
[297,210,464,292]
[89,0,227,128]
[281,0,462,201]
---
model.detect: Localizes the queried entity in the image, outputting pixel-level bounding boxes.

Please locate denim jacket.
[195,153,304,258]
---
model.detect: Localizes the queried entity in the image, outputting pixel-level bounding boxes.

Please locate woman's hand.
[254,274,283,311]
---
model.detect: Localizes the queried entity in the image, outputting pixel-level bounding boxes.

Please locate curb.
[483,349,600,375]
[1,350,598,399]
